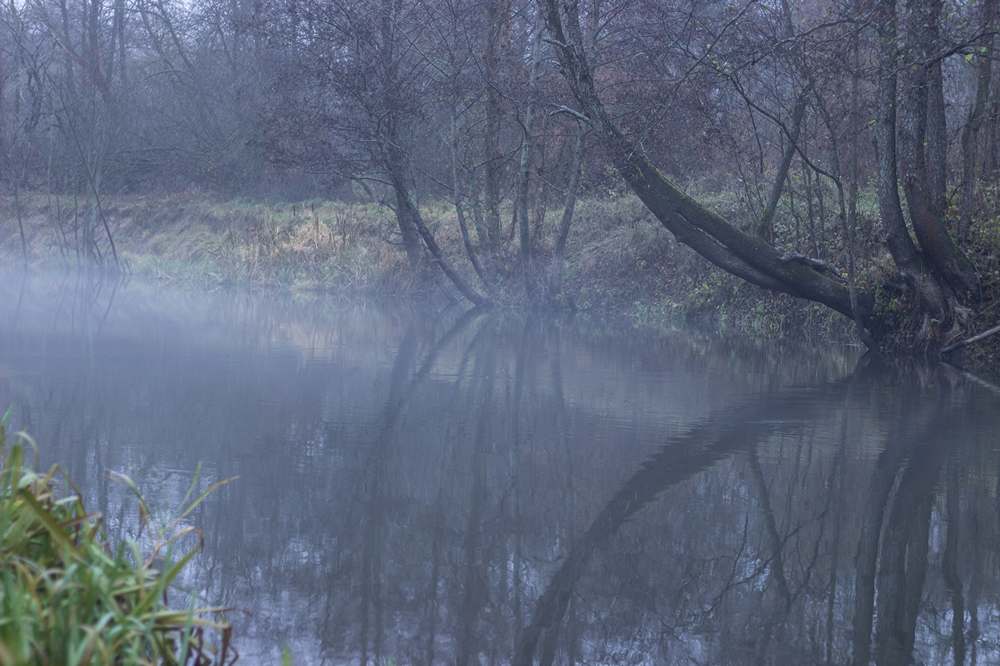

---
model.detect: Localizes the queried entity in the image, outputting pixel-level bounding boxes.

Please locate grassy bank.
[2,190,1000,358]
[0,424,232,664]
[0,192,854,339]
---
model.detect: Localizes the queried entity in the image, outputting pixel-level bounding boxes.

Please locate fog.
[0,270,996,664]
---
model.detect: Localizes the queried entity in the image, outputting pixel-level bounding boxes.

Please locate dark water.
[0,271,998,665]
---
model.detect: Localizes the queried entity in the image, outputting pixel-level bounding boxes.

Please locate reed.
[0,423,234,665]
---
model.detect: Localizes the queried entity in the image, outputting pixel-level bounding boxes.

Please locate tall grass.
[0,424,235,665]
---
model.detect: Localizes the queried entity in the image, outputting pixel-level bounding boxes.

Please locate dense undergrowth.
[0,423,234,665]
[1,189,999,360]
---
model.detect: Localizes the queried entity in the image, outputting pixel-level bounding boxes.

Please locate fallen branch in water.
[942,321,1000,353]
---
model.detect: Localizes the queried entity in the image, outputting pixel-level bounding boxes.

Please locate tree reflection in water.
[0,277,997,665]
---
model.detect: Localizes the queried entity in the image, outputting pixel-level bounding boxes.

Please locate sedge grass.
[0,424,235,665]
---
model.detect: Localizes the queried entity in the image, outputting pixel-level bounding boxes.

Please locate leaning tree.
[539,0,989,355]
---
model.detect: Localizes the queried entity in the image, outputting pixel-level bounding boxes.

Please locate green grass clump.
[0,424,234,665]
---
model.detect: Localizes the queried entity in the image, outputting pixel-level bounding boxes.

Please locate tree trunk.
[377,0,488,305]
[532,114,550,243]
[899,0,980,301]
[514,10,544,296]
[451,111,491,289]
[813,83,869,341]
[483,0,511,250]
[927,38,948,219]
[871,4,902,259]
[378,0,423,269]
[554,125,585,259]
[550,124,586,298]
[392,181,426,270]
[755,90,808,243]
[874,0,950,326]
[388,159,491,306]
[959,0,997,240]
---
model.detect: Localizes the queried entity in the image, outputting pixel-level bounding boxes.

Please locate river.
[0,270,997,665]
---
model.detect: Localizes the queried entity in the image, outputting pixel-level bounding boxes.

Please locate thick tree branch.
[539,0,872,326]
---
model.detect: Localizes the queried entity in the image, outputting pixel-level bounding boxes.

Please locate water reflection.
[0,271,997,665]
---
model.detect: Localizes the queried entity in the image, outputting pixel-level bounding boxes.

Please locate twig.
[547,104,591,123]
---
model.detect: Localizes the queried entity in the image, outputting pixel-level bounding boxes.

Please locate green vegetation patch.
[0,424,234,665]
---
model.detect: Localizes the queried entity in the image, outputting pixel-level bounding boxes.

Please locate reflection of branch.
[942,461,966,666]
[375,306,486,439]
[705,512,751,616]
[941,362,1000,398]
[356,310,484,663]
[854,397,973,666]
[748,450,791,603]
[514,381,848,666]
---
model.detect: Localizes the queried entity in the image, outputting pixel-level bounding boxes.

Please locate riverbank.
[2,191,999,365]
[0,193,852,335]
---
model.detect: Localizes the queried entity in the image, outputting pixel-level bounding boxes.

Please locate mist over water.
[0,270,997,665]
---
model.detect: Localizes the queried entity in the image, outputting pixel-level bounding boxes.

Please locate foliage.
[0,423,234,665]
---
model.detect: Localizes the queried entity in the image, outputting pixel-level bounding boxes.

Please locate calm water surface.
[0,270,998,665]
